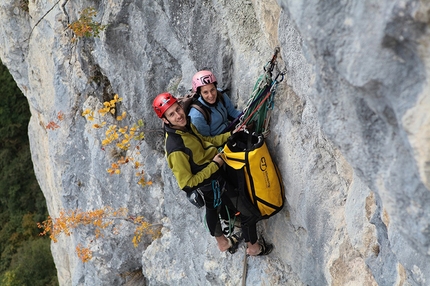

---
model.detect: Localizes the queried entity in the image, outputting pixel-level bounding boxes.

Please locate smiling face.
[199,83,218,104]
[162,102,187,128]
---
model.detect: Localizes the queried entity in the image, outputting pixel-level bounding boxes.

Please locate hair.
[196,82,217,95]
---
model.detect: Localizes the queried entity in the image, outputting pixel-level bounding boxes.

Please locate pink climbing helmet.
[192,70,217,92]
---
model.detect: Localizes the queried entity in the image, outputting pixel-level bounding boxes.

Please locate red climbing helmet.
[152,92,178,118]
[192,70,217,92]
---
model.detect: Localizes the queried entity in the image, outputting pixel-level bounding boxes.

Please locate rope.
[234,89,273,133]
[234,71,285,136]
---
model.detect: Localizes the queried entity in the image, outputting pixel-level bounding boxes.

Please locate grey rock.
[0,0,429,285]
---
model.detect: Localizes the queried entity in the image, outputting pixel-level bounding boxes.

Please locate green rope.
[225,205,239,238]
[237,47,285,136]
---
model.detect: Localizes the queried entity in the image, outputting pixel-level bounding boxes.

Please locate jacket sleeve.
[167,150,220,190]
[189,108,211,136]
[222,93,242,119]
[191,124,231,148]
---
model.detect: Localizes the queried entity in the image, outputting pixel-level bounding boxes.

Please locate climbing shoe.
[227,233,241,254]
[257,236,273,256]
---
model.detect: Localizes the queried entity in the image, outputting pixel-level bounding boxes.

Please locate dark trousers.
[203,189,230,237]
[221,166,261,245]
[203,182,259,245]
[222,191,259,244]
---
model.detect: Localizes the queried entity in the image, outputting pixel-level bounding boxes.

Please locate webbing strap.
[212,180,222,208]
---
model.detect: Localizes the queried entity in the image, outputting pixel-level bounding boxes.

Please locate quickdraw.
[234,47,286,137]
[212,180,222,208]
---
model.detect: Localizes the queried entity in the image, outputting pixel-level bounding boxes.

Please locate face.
[162,102,187,128]
[200,83,217,104]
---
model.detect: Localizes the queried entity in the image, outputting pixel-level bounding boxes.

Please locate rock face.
[1,0,429,285]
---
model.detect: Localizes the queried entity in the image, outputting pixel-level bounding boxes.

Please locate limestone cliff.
[0,0,429,285]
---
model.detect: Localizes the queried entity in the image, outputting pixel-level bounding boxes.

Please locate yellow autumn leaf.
[99,108,109,116]
[113,94,123,102]
[82,109,91,116]
[105,125,116,135]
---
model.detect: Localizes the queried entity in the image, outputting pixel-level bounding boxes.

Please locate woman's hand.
[232,123,247,134]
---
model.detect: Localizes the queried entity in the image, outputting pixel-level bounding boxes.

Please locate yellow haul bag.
[222,131,285,218]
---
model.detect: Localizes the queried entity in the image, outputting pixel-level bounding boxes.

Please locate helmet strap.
[161,117,171,125]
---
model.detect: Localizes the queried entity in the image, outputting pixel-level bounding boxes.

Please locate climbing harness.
[234,47,286,137]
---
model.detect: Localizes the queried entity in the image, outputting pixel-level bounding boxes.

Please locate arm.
[222,93,241,119]
[189,108,211,136]
[191,124,231,148]
[167,150,220,190]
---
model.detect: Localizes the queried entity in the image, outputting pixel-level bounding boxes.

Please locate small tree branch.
[25,0,61,42]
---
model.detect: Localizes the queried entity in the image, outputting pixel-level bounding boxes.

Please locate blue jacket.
[189,91,241,136]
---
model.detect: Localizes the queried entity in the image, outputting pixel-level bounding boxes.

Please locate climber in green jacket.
[152,92,273,256]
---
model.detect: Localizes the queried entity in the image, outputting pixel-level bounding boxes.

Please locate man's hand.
[213,153,224,166]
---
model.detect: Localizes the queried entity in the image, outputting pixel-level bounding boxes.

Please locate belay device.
[222,131,285,219]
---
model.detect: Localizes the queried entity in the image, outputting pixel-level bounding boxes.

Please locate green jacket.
[164,119,231,192]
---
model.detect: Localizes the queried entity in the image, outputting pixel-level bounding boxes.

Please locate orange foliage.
[57,111,64,121]
[46,121,60,130]
[76,244,93,263]
[45,110,65,130]
[68,7,106,42]
[38,207,161,263]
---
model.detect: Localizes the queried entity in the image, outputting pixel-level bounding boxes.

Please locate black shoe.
[227,233,241,254]
[257,237,273,256]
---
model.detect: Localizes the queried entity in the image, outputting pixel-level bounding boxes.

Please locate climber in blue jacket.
[189,70,242,136]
